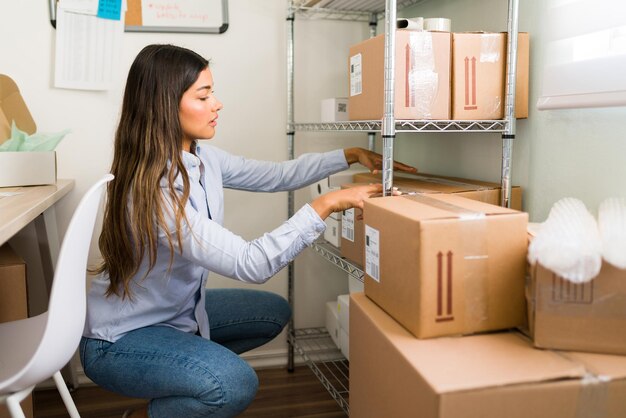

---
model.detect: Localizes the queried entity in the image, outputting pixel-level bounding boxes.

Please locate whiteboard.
[50,0,229,34]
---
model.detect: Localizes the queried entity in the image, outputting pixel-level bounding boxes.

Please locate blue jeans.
[80,289,291,418]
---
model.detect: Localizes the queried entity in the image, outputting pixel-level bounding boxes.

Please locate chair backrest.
[17,174,113,387]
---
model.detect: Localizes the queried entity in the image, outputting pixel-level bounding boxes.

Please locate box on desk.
[0,244,33,418]
[350,292,626,418]
[363,193,528,338]
[0,74,57,188]
[348,30,451,120]
[340,172,523,267]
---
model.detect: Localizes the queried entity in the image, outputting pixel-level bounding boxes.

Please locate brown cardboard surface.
[350,292,626,418]
[452,32,529,120]
[0,244,28,321]
[353,171,522,210]
[340,172,523,267]
[0,74,36,142]
[339,183,365,266]
[530,262,626,355]
[349,30,451,120]
[0,244,32,418]
[363,193,528,338]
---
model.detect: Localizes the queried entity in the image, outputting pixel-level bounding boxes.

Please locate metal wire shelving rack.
[285,0,521,415]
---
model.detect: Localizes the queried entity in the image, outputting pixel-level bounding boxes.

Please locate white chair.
[0,174,113,418]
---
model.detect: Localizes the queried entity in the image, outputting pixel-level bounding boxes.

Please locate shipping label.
[350,53,362,96]
[341,209,355,242]
[365,225,380,282]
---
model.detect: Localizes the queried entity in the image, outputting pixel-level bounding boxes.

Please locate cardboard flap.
[563,351,626,380]
[351,293,587,395]
[365,193,520,224]
[0,74,36,142]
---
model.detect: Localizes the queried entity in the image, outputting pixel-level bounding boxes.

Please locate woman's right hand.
[310,184,383,220]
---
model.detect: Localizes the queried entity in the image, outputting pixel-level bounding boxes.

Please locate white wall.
[397,0,626,221]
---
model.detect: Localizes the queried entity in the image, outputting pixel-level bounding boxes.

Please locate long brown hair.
[94,44,209,299]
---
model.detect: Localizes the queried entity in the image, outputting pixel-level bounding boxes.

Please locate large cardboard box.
[452,32,529,120]
[349,30,451,120]
[363,193,528,338]
[350,292,626,418]
[340,172,523,267]
[0,244,33,418]
[0,74,57,188]
[528,261,626,356]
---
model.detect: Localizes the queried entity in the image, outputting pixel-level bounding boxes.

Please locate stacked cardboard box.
[347,31,529,121]
[351,292,626,418]
[348,30,452,120]
[340,172,522,266]
[362,193,528,338]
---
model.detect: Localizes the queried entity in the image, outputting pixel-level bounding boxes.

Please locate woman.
[81,44,416,418]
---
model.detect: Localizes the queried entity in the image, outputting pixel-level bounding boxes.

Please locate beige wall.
[397,0,626,221]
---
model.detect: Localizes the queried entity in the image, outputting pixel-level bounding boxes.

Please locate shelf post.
[381,0,397,196]
[501,0,520,208]
[286,0,296,373]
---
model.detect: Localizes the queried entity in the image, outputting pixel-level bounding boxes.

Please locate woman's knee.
[200,360,259,417]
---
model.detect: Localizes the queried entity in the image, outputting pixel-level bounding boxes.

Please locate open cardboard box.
[0,74,57,188]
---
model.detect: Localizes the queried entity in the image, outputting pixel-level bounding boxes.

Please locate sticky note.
[97,0,122,20]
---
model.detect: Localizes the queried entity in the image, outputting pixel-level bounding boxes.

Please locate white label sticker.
[341,209,355,242]
[365,225,380,282]
[350,53,362,96]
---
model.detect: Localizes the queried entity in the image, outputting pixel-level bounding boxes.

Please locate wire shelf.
[291,0,425,21]
[311,240,364,281]
[295,119,508,133]
[290,328,350,415]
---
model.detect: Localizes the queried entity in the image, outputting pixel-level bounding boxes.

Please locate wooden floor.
[32,366,347,418]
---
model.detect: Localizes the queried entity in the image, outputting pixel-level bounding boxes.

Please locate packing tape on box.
[404,194,490,327]
[554,351,611,418]
[406,32,438,119]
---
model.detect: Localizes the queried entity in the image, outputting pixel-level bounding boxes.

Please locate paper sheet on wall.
[54,0,125,91]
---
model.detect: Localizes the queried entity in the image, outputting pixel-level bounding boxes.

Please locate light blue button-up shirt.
[84,144,349,342]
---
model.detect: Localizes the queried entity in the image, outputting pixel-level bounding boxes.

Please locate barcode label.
[365,225,380,282]
[350,54,362,96]
[341,209,355,242]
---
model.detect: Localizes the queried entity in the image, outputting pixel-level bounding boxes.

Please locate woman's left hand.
[344,147,417,174]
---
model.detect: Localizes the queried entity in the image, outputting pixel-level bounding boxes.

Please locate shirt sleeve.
[208,146,349,192]
[158,193,326,284]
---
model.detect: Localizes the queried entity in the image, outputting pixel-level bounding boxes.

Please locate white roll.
[396,17,424,30]
[424,17,451,32]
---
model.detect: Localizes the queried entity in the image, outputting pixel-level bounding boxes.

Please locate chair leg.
[5,389,31,418]
[53,371,81,418]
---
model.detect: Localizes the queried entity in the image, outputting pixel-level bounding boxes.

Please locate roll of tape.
[396,17,424,30]
[424,17,451,32]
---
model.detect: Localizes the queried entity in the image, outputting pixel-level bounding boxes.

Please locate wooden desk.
[0,179,76,386]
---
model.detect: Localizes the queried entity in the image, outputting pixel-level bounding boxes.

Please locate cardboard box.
[0,74,57,188]
[353,171,522,209]
[452,32,529,120]
[528,262,626,356]
[321,97,348,122]
[349,30,451,120]
[0,244,33,418]
[340,172,523,267]
[350,292,626,418]
[364,193,528,338]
